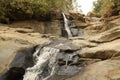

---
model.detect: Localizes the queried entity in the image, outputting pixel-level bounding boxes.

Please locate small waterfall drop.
[62,13,72,38]
[23,47,60,80]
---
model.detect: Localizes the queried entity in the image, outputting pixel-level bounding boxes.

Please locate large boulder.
[66,59,120,80]
[79,39,120,60]
[0,25,50,74]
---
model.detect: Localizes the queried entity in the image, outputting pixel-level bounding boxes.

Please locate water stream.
[23,47,60,80]
[62,13,72,38]
[22,40,81,80]
[19,13,82,80]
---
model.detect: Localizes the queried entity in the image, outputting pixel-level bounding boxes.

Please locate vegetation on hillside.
[0,0,76,23]
[93,0,120,17]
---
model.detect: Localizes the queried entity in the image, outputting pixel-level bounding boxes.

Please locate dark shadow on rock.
[0,67,25,80]
[9,46,37,69]
[0,45,39,80]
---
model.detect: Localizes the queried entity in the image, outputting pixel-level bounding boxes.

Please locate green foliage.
[0,0,75,23]
[93,0,120,17]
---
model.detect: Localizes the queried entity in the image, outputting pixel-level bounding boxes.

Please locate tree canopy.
[0,0,76,22]
[93,0,120,17]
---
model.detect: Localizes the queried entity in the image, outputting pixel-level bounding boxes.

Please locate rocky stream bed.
[0,13,120,80]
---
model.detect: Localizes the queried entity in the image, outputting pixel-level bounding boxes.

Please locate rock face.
[84,15,120,42]
[67,60,120,80]
[10,20,61,36]
[66,15,120,80]
[0,39,100,80]
[0,13,120,80]
[0,24,50,74]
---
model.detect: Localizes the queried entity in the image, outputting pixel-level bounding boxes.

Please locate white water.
[62,13,72,37]
[23,47,60,80]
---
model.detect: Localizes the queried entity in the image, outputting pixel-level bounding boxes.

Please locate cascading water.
[23,47,60,80]
[62,13,72,38]
[0,40,82,80]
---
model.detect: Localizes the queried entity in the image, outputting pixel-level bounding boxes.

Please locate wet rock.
[48,40,80,51]
[61,29,68,38]
[0,39,81,80]
[57,66,80,76]
[71,28,79,36]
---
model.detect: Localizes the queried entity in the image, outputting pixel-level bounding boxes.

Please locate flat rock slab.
[66,60,120,80]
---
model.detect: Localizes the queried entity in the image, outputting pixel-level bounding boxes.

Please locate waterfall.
[23,47,60,80]
[62,13,72,38]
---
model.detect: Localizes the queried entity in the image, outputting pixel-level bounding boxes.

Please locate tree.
[0,0,77,22]
[93,0,120,17]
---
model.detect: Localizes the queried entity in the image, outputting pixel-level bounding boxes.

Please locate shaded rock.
[0,41,28,73]
[48,9,62,20]
[44,20,61,36]
[10,20,45,34]
[15,28,35,33]
[10,20,62,36]
[9,47,36,69]
[0,46,40,80]
[0,67,25,80]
